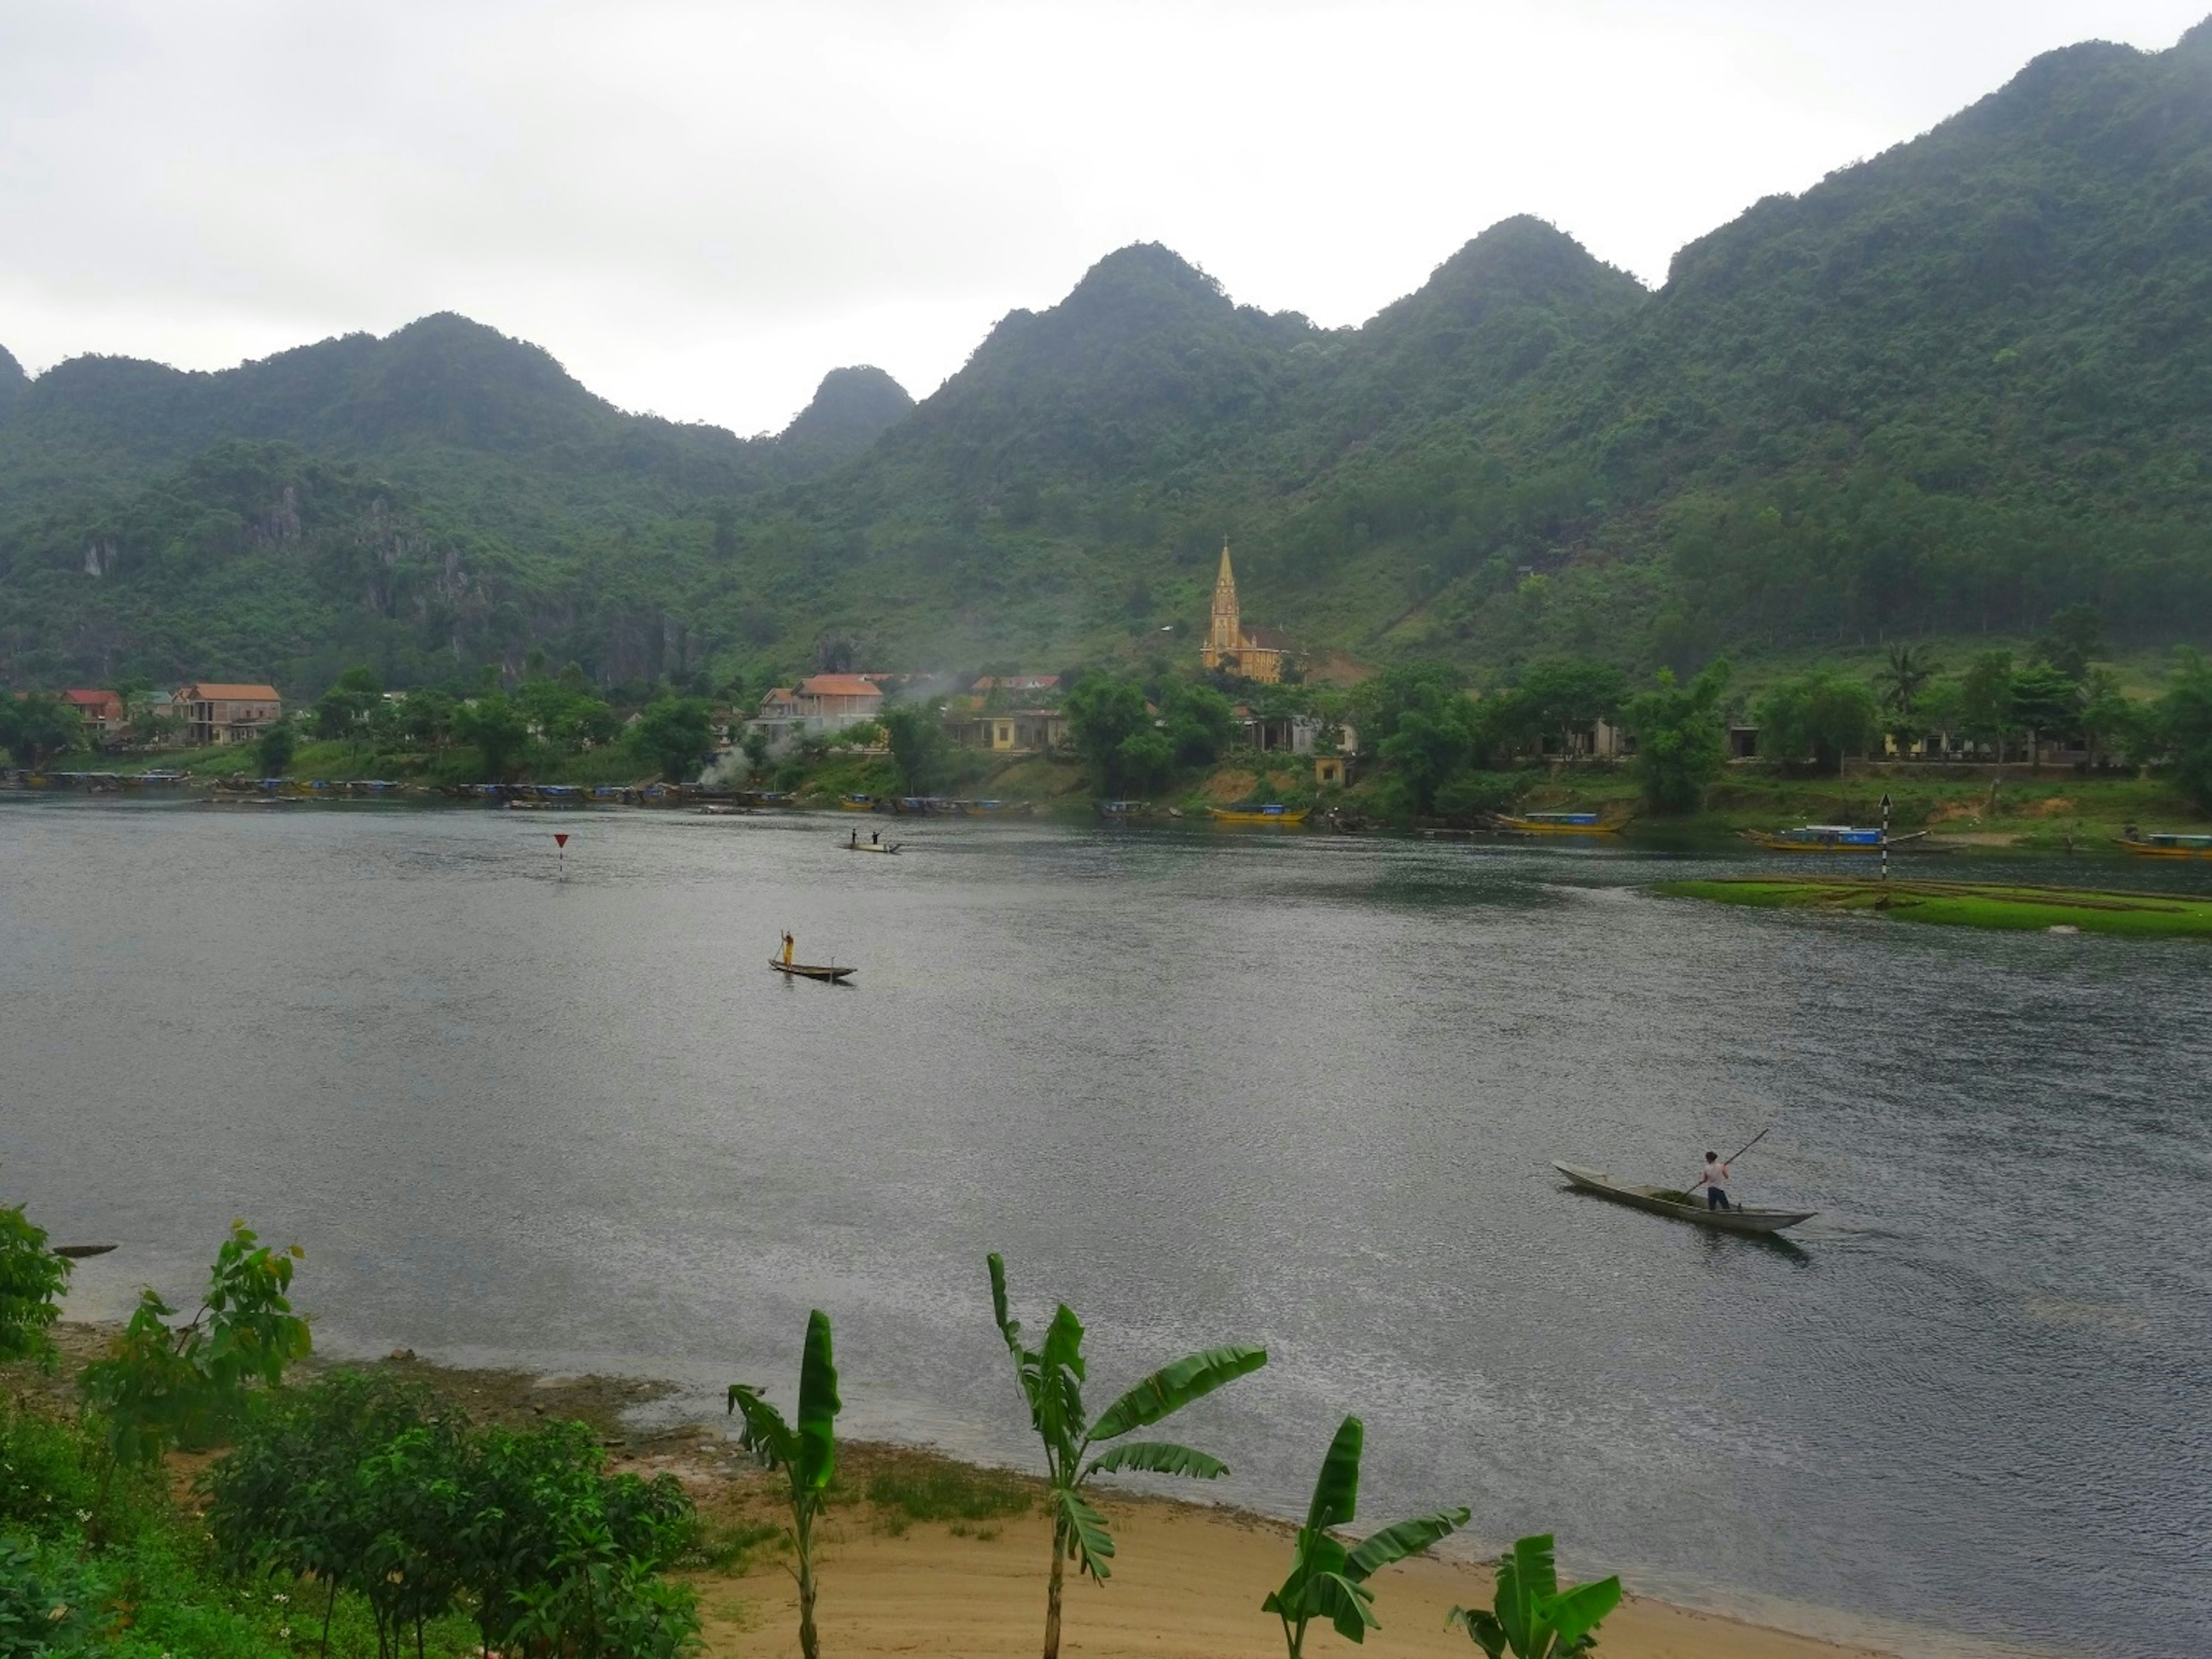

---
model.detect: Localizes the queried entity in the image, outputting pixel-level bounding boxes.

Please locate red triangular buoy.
[554,833,570,847]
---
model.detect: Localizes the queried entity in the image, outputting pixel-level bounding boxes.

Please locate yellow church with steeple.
[1199,540,1290,683]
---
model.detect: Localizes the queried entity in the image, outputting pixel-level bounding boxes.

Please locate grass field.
[1658,876,2212,938]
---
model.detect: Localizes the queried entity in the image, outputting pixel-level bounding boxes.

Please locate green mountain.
[3,18,2209,695]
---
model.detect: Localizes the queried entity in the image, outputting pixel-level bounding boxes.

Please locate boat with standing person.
[1552,1163,1815,1234]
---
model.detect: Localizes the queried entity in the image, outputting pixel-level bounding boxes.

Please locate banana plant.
[1448,1533,1622,1658]
[728,1309,841,1659]
[987,1252,1266,1659]
[1263,1414,1468,1658]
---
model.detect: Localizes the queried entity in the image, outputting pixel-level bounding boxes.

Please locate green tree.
[1873,643,1940,722]
[1262,1416,1467,1658]
[255,715,298,777]
[0,692,84,766]
[2077,671,2139,768]
[313,665,384,740]
[2154,650,2212,809]
[0,1185,68,1366]
[1510,658,1628,755]
[398,688,457,753]
[453,692,532,781]
[987,1252,1267,1659]
[727,1310,840,1659]
[1960,650,2017,760]
[2008,660,2082,770]
[516,675,618,752]
[882,703,950,795]
[2032,602,2105,681]
[79,1223,312,1474]
[1449,1534,1622,1658]
[1622,660,1730,813]
[1161,681,1239,768]
[1064,676,1158,796]
[1756,671,1878,774]
[627,695,715,781]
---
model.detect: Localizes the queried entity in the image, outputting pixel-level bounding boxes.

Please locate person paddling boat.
[1698,1150,1732,1211]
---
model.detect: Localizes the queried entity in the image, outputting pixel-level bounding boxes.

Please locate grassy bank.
[1659,876,2212,938]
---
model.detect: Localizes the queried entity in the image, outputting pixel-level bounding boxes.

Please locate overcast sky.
[2,0,2203,434]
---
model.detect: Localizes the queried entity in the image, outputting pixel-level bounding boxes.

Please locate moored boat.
[769,958,855,982]
[1553,1163,1815,1234]
[1207,804,1309,824]
[1744,825,1928,852]
[1493,811,1620,835]
[2117,830,2212,859]
[839,794,879,811]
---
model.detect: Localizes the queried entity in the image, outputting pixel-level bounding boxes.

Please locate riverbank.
[0,1326,1943,1658]
[1657,875,2212,938]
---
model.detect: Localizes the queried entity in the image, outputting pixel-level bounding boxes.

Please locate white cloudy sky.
[1,0,2203,433]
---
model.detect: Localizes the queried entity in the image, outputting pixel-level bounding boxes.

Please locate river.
[2,798,2206,1657]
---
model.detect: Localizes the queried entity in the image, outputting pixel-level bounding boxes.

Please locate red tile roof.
[796,674,885,698]
[179,683,282,701]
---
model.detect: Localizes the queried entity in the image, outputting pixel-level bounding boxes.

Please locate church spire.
[1205,538,1241,668]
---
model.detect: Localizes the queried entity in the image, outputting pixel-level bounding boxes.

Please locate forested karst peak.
[778,365,914,455]
[0,344,25,421]
[5,17,2212,690]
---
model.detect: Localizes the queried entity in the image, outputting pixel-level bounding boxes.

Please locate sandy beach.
[686,1475,1891,1659]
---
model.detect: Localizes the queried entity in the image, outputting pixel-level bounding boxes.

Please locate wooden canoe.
[53,1244,118,1259]
[842,841,901,854]
[1553,1164,1815,1234]
[770,959,855,983]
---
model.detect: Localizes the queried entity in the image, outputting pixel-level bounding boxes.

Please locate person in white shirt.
[1700,1151,1732,1211]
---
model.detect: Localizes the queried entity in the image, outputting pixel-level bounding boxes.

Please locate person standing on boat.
[1699,1151,1732,1211]
[781,931,795,965]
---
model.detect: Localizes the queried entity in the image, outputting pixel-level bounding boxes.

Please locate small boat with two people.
[2117,827,2212,859]
[843,829,901,854]
[1554,1164,1814,1235]
[1743,824,1931,853]
[770,933,855,983]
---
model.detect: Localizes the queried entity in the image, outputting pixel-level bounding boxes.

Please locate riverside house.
[751,673,887,746]
[60,689,125,745]
[175,682,282,747]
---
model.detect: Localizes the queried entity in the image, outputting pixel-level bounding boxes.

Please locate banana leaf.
[794,1309,839,1492]
[1084,1440,1229,1480]
[1345,1508,1469,1582]
[1088,1343,1267,1442]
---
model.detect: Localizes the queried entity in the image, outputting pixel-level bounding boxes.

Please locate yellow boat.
[1207,804,1309,825]
[838,794,879,811]
[1494,811,1620,835]
[2118,831,2212,859]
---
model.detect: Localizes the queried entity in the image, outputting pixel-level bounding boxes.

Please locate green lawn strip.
[1657,877,2212,938]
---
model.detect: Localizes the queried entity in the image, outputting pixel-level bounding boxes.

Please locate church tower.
[1203,539,1241,669]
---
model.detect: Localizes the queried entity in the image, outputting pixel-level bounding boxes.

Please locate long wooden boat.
[1744,825,1930,852]
[1494,811,1620,835]
[1207,804,1309,824]
[52,1244,118,1260]
[770,958,855,983]
[1553,1163,1815,1234]
[842,840,901,854]
[838,794,879,811]
[2118,831,2212,859]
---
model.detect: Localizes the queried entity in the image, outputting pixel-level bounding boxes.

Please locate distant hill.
[3,17,2208,693]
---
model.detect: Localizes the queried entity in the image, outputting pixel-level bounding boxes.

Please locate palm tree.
[986,1252,1266,1659]
[1449,1533,1622,1658]
[727,1310,840,1659]
[1263,1415,1467,1657]
[1874,643,1939,719]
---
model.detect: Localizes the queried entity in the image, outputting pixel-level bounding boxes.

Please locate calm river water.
[2,800,2207,1657]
